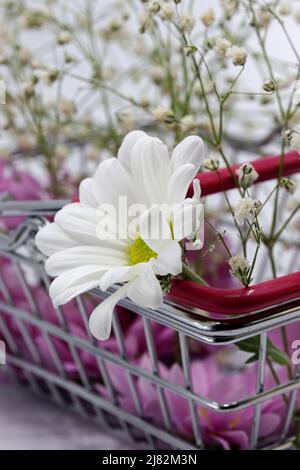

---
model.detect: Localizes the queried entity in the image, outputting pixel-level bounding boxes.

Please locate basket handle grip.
[177,151,300,316]
[188,150,300,197]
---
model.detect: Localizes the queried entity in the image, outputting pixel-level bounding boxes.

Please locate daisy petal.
[89,284,129,340]
[55,203,127,249]
[99,265,134,291]
[167,163,196,204]
[169,135,204,178]
[130,136,169,205]
[154,241,182,276]
[172,200,204,242]
[139,206,172,254]
[54,203,99,244]
[49,266,105,306]
[117,130,147,171]
[99,262,149,291]
[45,245,127,276]
[35,222,76,256]
[93,158,136,211]
[127,265,163,309]
[79,177,98,208]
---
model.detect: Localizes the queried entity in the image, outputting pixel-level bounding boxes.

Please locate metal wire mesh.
[1,202,300,450]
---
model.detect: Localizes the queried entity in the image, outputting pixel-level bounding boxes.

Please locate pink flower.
[97,353,285,449]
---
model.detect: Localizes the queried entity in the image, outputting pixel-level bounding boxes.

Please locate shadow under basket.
[1,151,300,450]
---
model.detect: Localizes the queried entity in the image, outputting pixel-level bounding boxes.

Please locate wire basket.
[1,152,300,450]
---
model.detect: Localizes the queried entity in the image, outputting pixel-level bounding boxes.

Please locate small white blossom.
[18,47,32,64]
[101,67,116,81]
[85,145,101,162]
[237,163,259,189]
[59,98,76,117]
[227,45,247,66]
[282,129,300,153]
[179,13,196,33]
[290,133,300,153]
[159,1,175,21]
[147,1,161,14]
[57,30,72,45]
[255,8,271,27]
[235,197,262,223]
[180,115,196,131]
[18,134,36,152]
[152,106,174,123]
[220,0,239,17]
[282,129,292,141]
[21,81,36,98]
[214,38,232,57]
[280,177,297,194]
[201,8,215,27]
[117,113,135,133]
[134,40,146,56]
[229,254,251,284]
[36,69,59,84]
[278,3,292,16]
[55,144,69,161]
[203,155,220,171]
[149,65,165,84]
[138,12,153,32]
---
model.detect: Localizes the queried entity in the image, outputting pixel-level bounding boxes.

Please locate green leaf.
[237,336,291,366]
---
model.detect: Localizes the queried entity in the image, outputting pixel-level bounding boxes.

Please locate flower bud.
[152,106,174,124]
[179,13,196,33]
[227,45,247,66]
[22,80,35,99]
[263,79,276,93]
[278,3,291,16]
[237,162,259,188]
[214,37,232,57]
[203,155,220,171]
[147,1,160,14]
[57,30,72,45]
[282,129,300,154]
[201,8,215,27]
[280,177,297,194]
[229,254,251,284]
[185,44,197,56]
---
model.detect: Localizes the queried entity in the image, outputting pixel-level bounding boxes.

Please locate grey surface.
[0,373,137,450]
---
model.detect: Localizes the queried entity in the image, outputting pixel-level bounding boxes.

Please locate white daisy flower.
[35,131,205,341]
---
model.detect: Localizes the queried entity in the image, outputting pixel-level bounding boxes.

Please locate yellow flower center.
[126,236,157,266]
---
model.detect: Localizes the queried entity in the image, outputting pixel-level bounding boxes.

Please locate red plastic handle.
[171,151,300,315]
[188,150,300,197]
[169,272,300,315]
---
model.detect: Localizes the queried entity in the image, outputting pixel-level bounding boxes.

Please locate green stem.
[182,262,209,286]
[272,203,300,244]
